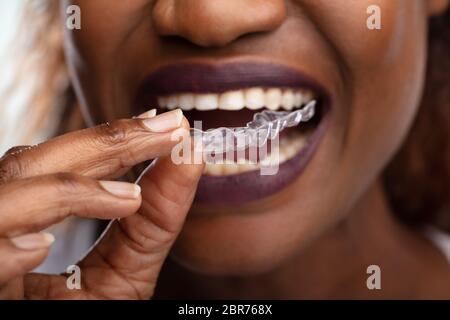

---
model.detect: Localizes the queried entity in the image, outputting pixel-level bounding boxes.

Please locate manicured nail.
[142,109,183,133]
[11,233,55,250]
[100,181,141,199]
[137,109,157,119]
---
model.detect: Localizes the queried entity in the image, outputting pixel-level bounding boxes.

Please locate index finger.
[0,109,186,183]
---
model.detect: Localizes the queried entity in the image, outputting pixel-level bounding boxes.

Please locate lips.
[135,61,331,205]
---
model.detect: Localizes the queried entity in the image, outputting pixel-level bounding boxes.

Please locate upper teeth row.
[157,88,315,111]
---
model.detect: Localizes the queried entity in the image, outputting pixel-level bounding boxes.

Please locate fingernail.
[142,109,183,133]
[137,109,157,119]
[11,233,55,250]
[100,181,141,199]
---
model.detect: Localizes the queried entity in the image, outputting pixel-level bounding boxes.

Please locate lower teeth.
[203,132,309,176]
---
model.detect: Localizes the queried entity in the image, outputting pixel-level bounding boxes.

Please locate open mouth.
[136,62,331,205]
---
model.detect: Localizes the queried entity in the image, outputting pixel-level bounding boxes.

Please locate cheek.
[62,0,148,121]
[313,0,425,65]
[332,0,428,191]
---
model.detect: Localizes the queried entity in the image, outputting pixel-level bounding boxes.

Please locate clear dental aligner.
[190,100,316,154]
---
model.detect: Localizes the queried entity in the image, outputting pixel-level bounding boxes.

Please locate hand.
[0,109,204,299]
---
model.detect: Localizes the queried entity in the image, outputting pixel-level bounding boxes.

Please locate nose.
[152,0,286,47]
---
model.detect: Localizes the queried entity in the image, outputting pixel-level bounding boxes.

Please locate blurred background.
[0,1,27,154]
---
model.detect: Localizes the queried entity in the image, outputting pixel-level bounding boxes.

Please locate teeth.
[238,161,259,173]
[178,94,195,110]
[281,89,295,111]
[301,90,314,103]
[245,88,265,110]
[265,88,282,111]
[158,97,168,108]
[202,132,308,176]
[157,88,315,111]
[222,162,240,175]
[277,151,288,164]
[294,92,303,107]
[205,162,223,176]
[167,95,178,110]
[195,94,218,111]
[219,90,245,110]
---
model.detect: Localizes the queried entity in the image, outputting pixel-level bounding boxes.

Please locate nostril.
[152,0,286,48]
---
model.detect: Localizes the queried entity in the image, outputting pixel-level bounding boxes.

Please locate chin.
[171,234,291,277]
[170,203,313,277]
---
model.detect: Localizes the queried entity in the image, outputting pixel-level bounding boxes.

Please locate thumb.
[77,155,203,299]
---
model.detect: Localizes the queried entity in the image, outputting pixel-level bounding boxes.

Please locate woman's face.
[61,0,446,275]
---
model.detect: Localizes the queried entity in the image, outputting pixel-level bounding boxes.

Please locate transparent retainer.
[190,100,316,154]
[97,103,318,251]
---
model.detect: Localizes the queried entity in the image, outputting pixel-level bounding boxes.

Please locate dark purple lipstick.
[137,61,328,98]
[135,60,332,205]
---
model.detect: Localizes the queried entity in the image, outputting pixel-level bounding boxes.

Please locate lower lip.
[194,109,329,205]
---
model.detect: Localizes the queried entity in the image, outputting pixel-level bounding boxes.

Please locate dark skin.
[0,0,449,299]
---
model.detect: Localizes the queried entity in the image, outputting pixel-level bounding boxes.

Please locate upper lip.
[136,60,330,98]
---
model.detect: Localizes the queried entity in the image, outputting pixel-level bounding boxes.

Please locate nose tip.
[152,0,286,47]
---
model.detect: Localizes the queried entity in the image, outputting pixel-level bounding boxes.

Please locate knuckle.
[0,153,26,185]
[2,145,33,157]
[51,172,83,194]
[48,173,89,218]
[92,120,134,149]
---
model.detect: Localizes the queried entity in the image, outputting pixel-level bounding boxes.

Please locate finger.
[0,233,54,286]
[136,109,157,119]
[0,145,34,165]
[0,173,141,237]
[0,109,185,184]
[24,273,87,300]
[0,278,23,300]
[1,145,34,158]
[78,156,204,299]
[61,155,203,299]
